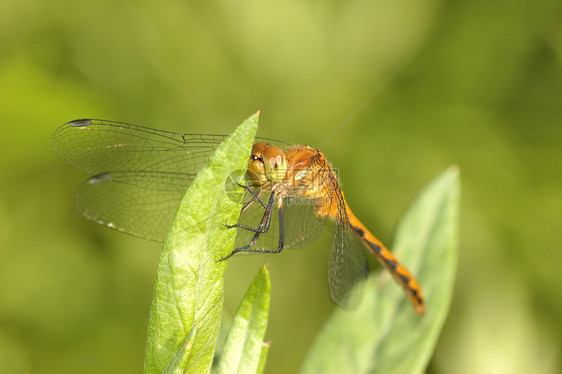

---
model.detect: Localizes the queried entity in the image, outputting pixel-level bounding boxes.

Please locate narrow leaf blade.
[144,113,259,374]
[218,265,271,374]
[256,342,271,374]
[301,166,460,374]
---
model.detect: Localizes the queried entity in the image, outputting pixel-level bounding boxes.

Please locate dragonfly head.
[248,142,287,186]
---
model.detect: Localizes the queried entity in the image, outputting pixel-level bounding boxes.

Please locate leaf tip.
[247,110,260,123]
[447,164,460,177]
[259,264,271,289]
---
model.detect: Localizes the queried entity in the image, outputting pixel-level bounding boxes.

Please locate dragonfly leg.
[276,197,284,251]
[225,190,267,232]
[220,192,285,260]
[226,223,269,233]
[225,189,270,231]
[237,182,269,211]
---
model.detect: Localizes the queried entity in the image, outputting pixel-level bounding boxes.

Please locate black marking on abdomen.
[410,288,423,304]
[399,273,410,285]
[354,226,365,237]
[386,259,398,270]
[364,239,382,254]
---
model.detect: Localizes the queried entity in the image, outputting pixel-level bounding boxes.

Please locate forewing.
[51,119,228,176]
[51,119,289,176]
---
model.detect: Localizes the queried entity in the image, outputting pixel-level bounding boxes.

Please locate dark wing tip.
[68,119,93,127]
[87,172,113,184]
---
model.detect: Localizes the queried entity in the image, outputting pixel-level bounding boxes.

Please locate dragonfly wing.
[75,170,193,241]
[327,189,368,309]
[52,118,292,242]
[51,119,288,176]
[51,119,229,175]
[282,194,328,249]
[328,221,368,309]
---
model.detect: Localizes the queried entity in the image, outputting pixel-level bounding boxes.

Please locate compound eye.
[262,146,287,183]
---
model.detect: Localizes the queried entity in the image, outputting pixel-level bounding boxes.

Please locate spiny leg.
[220,195,286,260]
[226,189,271,233]
[276,197,285,251]
[220,191,276,260]
[238,182,269,212]
[225,187,268,230]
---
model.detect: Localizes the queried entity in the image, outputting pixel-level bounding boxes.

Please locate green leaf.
[163,324,198,374]
[144,113,259,374]
[218,265,271,374]
[300,166,460,374]
[256,342,270,374]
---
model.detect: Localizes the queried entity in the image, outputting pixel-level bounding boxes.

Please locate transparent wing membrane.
[328,224,368,309]
[282,194,328,249]
[75,171,189,241]
[326,182,369,309]
[51,118,287,241]
[51,119,228,176]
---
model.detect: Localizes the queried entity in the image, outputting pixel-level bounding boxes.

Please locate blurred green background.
[1,0,560,373]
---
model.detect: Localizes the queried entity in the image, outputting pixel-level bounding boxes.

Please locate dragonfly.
[51,119,425,315]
